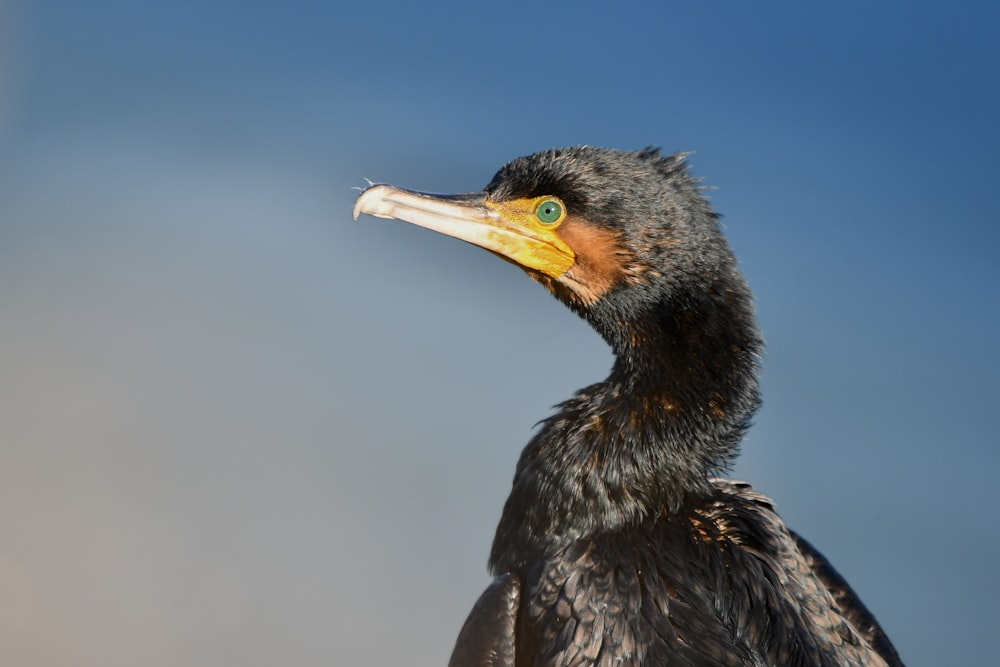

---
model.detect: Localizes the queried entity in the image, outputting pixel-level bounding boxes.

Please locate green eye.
[536,199,563,224]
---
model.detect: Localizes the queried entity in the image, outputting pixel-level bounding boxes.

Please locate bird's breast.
[518,514,754,666]
[512,484,889,667]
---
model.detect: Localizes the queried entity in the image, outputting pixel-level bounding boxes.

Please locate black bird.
[353,147,903,667]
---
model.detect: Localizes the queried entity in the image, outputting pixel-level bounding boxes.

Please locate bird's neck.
[490,284,761,574]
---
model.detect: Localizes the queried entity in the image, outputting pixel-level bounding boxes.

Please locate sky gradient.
[1,2,998,665]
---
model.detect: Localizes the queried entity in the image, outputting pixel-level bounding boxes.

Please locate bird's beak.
[353,185,575,279]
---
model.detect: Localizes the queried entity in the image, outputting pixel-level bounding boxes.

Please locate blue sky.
[1,1,998,665]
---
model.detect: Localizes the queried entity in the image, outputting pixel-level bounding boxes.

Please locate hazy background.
[1,1,998,665]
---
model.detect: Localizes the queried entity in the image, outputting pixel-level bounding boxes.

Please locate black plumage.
[353,146,903,667]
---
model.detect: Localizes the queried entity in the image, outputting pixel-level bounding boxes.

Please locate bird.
[353,146,904,667]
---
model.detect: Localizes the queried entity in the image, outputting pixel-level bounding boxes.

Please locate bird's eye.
[536,199,564,225]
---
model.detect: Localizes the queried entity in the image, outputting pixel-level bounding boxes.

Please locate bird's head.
[356,147,764,515]
[354,146,755,371]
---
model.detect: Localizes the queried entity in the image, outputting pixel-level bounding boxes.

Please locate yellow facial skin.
[353,185,575,279]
